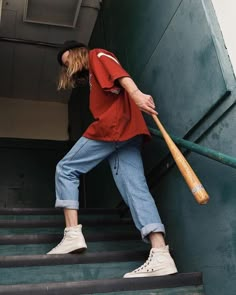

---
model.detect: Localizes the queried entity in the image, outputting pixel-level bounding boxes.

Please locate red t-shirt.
[83,49,151,142]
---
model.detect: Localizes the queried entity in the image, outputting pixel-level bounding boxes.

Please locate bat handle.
[152,114,171,140]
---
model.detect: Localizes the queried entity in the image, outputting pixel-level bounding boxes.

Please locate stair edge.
[0,273,203,294]
[0,250,148,267]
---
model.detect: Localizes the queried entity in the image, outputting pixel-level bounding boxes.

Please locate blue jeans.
[55,136,165,242]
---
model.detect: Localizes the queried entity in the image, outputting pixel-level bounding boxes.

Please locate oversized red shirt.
[83,49,151,142]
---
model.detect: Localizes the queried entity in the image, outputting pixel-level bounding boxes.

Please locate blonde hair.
[58,47,89,90]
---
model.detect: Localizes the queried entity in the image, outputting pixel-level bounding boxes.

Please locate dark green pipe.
[149,127,236,169]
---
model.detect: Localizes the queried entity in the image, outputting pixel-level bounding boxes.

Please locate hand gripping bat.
[152,114,209,204]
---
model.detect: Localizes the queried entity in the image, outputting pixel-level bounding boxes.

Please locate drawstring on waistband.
[113,143,119,175]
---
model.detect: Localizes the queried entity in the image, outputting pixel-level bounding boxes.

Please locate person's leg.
[55,137,115,210]
[108,136,165,240]
[64,209,78,227]
[149,232,165,248]
[48,137,116,254]
[108,136,177,277]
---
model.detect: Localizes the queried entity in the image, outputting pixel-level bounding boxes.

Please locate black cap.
[57,40,87,65]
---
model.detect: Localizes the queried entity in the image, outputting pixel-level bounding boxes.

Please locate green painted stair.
[0,240,150,256]
[0,208,205,294]
[0,275,204,294]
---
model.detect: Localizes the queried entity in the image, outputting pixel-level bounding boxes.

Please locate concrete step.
[0,208,204,294]
[0,224,135,234]
[91,286,205,295]
[0,218,132,227]
[0,208,121,215]
[0,240,150,256]
[90,286,204,295]
[0,231,140,245]
[0,250,148,267]
[0,273,203,294]
[0,261,143,284]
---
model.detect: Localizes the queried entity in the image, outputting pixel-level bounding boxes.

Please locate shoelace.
[134,251,154,272]
[51,230,69,250]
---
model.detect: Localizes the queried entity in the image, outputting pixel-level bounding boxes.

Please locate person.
[47,40,178,278]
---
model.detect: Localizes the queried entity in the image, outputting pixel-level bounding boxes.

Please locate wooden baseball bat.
[152,114,209,204]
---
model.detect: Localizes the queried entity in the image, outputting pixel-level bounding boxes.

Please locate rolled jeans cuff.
[141,223,166,243]
[55,199,79,210]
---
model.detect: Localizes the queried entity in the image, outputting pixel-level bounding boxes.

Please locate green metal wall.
[0,139,72,208]
[89,0,236,294]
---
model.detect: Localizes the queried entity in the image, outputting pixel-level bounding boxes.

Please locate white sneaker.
[123,245,178,278]
[47,224,87,255]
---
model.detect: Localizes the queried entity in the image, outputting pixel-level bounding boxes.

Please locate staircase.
[0,208,204,294]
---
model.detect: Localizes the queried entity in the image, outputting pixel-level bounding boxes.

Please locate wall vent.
[23,0,82,28]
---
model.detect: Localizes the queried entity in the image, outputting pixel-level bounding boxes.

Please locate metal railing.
[149,127,236,169]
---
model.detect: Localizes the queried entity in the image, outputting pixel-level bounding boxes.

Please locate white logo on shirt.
[97,52,120,64]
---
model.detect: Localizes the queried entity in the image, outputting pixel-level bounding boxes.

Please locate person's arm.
[118,76,158,116]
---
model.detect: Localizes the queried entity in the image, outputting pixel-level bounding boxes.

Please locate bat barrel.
[152,114,210,205]
[192,184,209,204]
